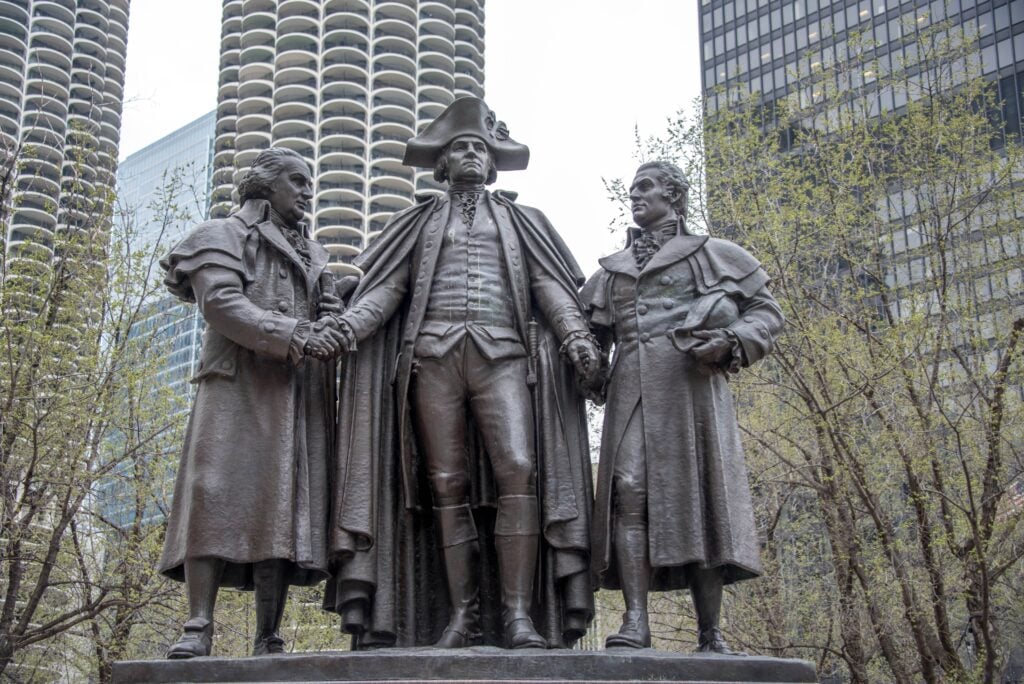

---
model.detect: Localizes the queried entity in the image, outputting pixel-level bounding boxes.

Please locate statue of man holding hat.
[323,97,599,650]
[581,160,785,653]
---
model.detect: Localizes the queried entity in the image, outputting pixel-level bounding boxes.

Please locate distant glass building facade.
[698,0,1024,322]
[699,0,1024,127]
[118,110,218,252]
[95,112,216,530]
[116,110,217,403]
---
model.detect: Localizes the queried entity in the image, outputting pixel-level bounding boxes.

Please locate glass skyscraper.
[116,110,217,403]
[700,0,1023,126]
[698,0,1024,324]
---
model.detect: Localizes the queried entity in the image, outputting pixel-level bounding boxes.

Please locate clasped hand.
[565,337,602,387]
[304,318,348,360]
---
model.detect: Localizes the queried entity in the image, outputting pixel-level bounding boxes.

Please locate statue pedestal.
[112,647,816,683]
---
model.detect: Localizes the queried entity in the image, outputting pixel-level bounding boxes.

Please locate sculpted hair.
[238,148,311,204]
[434,142,498,185]
[636,161,690,222]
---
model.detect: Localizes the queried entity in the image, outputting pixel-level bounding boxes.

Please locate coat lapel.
[255,220,307,279]
[401,196,448,346]
[304,240,329,293]
[235,200,318,288]
[488,195,530,336]
[598,249,640,278]
[640,234,709,275]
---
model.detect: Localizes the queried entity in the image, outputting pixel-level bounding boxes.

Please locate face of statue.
[629,168,678,229]
[268,157,313,225]
[444,135,492,185]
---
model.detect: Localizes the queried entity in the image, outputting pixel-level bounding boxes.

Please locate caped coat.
[325,191,595,648]
[158,199,333,588]
[582,231,784,591]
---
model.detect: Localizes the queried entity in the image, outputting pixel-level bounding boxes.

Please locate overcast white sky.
[119,0,702,272]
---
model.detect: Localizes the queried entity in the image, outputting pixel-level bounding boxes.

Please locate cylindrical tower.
[1,0,130,266]
[211,0,486,276]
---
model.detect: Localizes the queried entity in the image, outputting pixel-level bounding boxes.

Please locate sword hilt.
[526,319,539,387]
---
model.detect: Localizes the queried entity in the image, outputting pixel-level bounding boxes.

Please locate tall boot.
[691,566,744,656]
[252,559,289,656]
[494,495,546,649]
[434,504,482,648]
[167,557,223,659]
[605,512,652,649]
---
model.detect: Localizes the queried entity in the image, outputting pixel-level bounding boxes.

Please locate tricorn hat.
[402,97,530,171]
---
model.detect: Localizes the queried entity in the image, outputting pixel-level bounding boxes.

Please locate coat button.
[663,298,674,309]
[279,267,288,278]
[640,332,651,343]
[261,321,276,333]
[660,275,672,285]
[759,328,770,338]
[425,241,433,248]
[637,304,648,315]
[220,360,232,370]
[278,301,289,312]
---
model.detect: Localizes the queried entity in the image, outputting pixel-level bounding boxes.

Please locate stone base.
[112,647,816,683]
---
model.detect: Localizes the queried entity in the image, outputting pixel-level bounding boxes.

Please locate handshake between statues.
[156,95,782,659]
[303,282,602,391]
[304,314,601,394]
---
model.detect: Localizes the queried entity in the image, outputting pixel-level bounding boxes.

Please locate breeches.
[411,339,536,506]
[613,401,648,518]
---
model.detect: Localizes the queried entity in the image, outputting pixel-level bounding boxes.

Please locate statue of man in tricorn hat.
[322,97,600,649]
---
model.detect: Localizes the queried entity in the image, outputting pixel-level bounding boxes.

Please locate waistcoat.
[423,196,515,328]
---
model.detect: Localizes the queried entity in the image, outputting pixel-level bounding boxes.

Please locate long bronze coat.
[158,199,333,588]
[582,232,784,591]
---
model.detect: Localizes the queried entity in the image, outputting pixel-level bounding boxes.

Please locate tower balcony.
[242,0,275,15]
[238,60,271,83]
[237,95,272,117]
[419,49,454,73]
[237,76,273,101]
[374,0,416,24]
[236,110,271,135]
[320,112,366,137]
[31,45,72,71]
[322,44,368,69]
[420,1,456,23]
[276,28,318,54]
[324,0,369,16]
[239,26,275,51]
[271,118,315,143]
[419,17,455,41]
[278,0,320,20]
[234,129,271,153]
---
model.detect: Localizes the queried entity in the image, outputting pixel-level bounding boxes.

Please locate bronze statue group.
[158,97,784,659]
